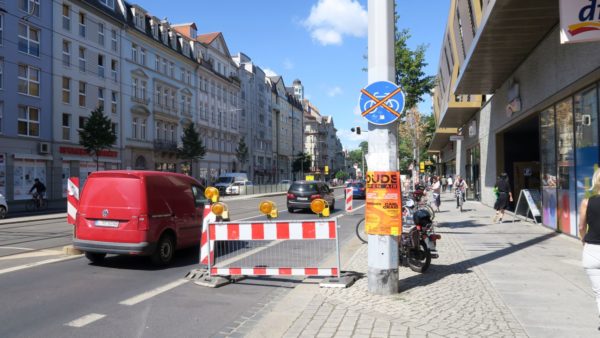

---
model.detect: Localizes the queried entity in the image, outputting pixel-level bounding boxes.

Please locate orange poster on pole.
[365,171,402,236]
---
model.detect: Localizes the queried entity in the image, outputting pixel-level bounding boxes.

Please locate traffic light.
[351,127,361,135]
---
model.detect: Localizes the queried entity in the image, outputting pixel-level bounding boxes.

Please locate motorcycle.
[399,209,440,273]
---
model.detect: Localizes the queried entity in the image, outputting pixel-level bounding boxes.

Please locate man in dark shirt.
[29,178,46,205]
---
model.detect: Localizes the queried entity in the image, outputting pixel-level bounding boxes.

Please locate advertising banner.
[560,0,600,44]
[365,171,402,236]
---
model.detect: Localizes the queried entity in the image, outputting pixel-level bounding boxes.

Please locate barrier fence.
[202,220,340,278]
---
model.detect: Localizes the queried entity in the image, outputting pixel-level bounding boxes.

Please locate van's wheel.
[0,206,6,219]
[151,234,174,266]
[85,252,106,264]
[288,207,294,213]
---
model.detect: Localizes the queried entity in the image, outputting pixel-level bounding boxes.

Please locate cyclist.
[29,178,46,207]
[454,175,467,209]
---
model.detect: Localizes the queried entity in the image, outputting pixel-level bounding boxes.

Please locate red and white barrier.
[203,220,340,278]
[345,187,353,212]
[199,204,215,265]
[67,177,80,225]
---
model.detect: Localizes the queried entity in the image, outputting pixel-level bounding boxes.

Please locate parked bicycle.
[26,192,47,212]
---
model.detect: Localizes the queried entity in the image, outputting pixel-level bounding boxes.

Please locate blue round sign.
[358,81,405,125]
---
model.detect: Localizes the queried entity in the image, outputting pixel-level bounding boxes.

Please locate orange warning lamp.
[259,200,278,219]
[204,187,219,203]
[211,202,226,217]
[310,199,330,217]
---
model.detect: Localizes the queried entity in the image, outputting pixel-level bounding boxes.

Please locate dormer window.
[132,7,146,31]
[99,0,114,9]
[190,27,197,39]
[151,20,158,39]
[170,32,177,50]
[161,27,168,45]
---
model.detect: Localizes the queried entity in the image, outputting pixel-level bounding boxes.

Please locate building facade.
[430,0,600,238]
[0,0,54,201]
[303,100,344,180]
[232,53,272,183]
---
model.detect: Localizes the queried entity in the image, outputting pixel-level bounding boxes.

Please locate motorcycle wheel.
[407,241,431,273]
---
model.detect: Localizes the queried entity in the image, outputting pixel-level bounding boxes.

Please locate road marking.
[0,249,63,261]
[119,279,189,306]
[65,313,106,328]
[0,255,81,276]
[0,246,38,251]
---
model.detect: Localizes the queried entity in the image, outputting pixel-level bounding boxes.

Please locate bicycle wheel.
[25,199,36,212]
[39,199,48,210]
[355,218,367,244]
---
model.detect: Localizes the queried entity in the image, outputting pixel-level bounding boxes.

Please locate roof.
[197,32,220,44]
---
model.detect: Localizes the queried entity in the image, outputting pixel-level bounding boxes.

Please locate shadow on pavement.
[87,245,200,270]
[398,225,558,293]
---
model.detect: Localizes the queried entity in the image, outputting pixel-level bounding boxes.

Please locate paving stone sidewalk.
[251,193,598,338]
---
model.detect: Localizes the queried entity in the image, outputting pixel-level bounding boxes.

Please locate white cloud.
[263,68,279,77]
[353,104,361,116]
[283,58,294,70]
[303,0,368,46]
[327,86,343,97]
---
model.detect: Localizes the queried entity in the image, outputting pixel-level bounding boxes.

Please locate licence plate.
[95,220,119,227]
[297,197,308,201]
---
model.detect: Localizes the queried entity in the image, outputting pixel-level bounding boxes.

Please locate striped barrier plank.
[67,177,80,225]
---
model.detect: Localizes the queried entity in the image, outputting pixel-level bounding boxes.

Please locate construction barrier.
[345,187,353,212]
[67,177,80,225]
[203,219,340,278]
[200,204,215,265]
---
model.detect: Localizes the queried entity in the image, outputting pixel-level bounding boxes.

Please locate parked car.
[215,172,249,195]
[0,193,7,219]
[346,182,366,199]
[287,181,335,213]
[73,171,207,266]
[226,181,254,195]
[278,180,291,185]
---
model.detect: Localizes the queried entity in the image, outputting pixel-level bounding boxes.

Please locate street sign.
[449,135,464,141]
[359,80,405,125]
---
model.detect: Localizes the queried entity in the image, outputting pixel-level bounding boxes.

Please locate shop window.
[540,107,557,229]
[13,159,46,200]
[556,97,576,236]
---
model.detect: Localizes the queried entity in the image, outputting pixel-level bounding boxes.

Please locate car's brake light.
[287,193,295,199]
[310,194,321,200]
[138,214,149,230]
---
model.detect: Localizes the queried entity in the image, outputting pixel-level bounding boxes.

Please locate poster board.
[365,171,402,236]
[513,189,542,223]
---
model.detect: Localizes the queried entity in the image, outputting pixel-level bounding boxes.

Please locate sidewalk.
[246,192,598,338]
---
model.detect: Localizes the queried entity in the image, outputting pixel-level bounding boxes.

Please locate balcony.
[153,140,178,152]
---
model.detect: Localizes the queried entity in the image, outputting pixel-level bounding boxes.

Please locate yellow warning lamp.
[310,199,330,217]
[259,200,278,219]
[211,202,227,217]
[204,187,220,203]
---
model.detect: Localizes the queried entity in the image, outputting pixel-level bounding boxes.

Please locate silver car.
[0,193,7,219]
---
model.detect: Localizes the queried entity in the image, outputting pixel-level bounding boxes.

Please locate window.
[140,48,146,66]
[169,62,174,78]
[111,59,117,81]
[163,88,169,108]
[78,116,87,130]
[62,4,70,30]
[98,22,105,46]
[98,87,105,108]
[111,29,117,51]
[155,55,160,71]
[18,106,40,137]
[111,91,117,114]
[132,117,138,139]
[141,80,147,101]
[156,85,162,106]
[0,102,3,132]
[141,118,146,140]
[170,90,175,110]
[131,43,137,62]
[132,78,138,99]
[78,47,86,72]
[79,12,86,38]
[18,65,40,97]
[162,59,167,73]
[111,122,118,136]
[0,58,3,90]
[0,15,3,46]
[78,81,86,107]
[170,124,175,141]
[18,23,40,57]
[97,54,105,78]
[62,77,70,104]
[155,121,161,139]
[19,0,40,17]
[62,40,71,67]
[99,0,114,9]
[62,113,70,140]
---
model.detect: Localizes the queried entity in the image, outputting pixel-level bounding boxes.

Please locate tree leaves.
[78,106,116,170]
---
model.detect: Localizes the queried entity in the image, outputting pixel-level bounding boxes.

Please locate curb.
[0,213,67,225]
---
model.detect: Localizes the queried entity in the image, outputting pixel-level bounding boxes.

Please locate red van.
[73,171,206,265]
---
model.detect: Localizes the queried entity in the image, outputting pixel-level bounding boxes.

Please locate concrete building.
[303,100,344,179]
[119,4,199,175]
[0,0,53,203]
[430,0,600,238]
[232,53,272,183]
[52,0,125,192]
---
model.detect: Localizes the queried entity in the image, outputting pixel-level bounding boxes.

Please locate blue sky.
[135,0,450,151]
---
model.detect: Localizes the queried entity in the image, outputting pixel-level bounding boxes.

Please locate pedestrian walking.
[431,176,441,212]
[579,168,600,330]
[446,176,453,192]
[441,176,448,193]
[492,173,513,223]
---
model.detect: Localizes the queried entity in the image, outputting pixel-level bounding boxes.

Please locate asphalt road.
[0,190,366,338]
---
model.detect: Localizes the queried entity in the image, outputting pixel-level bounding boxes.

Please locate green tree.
[235,137,249,172]
[335,170,349,181]
[358,141,368,155]
[292,152,311,175]
[78,106,117,171]
[177,123,206,176]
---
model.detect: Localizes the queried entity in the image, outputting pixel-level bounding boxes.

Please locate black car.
[287,181,335,213]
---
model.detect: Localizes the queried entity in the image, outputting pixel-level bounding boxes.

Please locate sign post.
[364,0,400,295]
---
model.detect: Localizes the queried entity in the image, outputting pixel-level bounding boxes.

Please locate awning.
[455,0,559,94]
[428,128,458,152]
[13,153,53,161]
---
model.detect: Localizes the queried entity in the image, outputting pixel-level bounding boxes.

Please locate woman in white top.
[431,176,441,212]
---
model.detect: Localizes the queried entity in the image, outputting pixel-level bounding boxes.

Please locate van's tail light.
[138,214,149,231]
[287,193,295,199]
[310,194,321,200]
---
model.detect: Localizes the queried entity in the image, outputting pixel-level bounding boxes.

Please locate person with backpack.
[492,173,513,223]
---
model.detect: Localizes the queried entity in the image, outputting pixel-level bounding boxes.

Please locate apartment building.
[232,52,273,183]
[303,100,344,179]
[0,0,53,201]
[430,0,600,238]
[52,0,124,191]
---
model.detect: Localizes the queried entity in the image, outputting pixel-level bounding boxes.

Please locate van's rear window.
[80,177,142,207]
